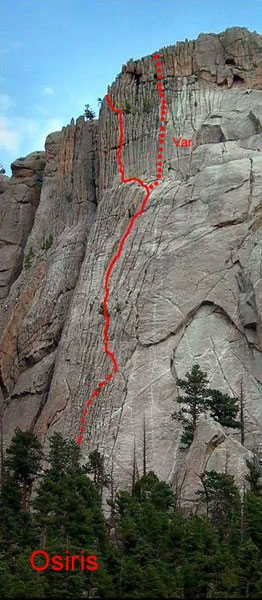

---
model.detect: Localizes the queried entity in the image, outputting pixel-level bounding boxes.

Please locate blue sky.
[1,0,262,174]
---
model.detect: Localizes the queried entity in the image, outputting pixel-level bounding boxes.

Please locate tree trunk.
[22,481,27,510]
[240,378,245,446]
[131,441,137,495]
[143,415,146,477]
[0,388,4,485]
[192,402,197,432]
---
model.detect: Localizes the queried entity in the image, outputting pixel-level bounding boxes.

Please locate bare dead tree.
[0,388,4,484]
[143,415,146,477]
[225,449,230,474]
[173,469,187,509]
[195,471,210,517]
[240,483,246,545]
[240,377,245,446]
[131,440,138,495]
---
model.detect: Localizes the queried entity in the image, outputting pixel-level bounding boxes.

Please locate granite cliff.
[1,27,262,505]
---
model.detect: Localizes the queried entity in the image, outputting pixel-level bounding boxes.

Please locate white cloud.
[42,86,55,96]
[0,115,63,155]
[0,116,19,153]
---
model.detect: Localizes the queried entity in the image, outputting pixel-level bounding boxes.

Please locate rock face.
[0,152,46,301]
[1,27,262,504]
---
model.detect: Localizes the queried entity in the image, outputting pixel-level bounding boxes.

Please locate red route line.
[76,53,166,444]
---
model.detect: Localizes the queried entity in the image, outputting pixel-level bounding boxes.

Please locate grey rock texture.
[1,27,262,504]
[0,152,45,300]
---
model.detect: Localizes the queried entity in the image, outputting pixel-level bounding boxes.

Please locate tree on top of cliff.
[84,104,96,120]
[0,164,5,174]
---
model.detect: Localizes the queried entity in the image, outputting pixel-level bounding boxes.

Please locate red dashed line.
[76,53,166,444]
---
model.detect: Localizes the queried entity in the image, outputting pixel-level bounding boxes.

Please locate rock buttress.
[1,27,262,504]
[0,118,98,443]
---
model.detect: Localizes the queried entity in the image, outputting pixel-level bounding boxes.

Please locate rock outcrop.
[1,27,262,504]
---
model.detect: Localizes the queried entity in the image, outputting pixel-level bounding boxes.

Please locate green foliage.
[208,389,241,428]
[0,431,42,596]
[5,428,42,484]
[33,434,106,544]
[4,428,42,510]
[1,427,262,598]
[196,470,241,537]
[42,234,53,251]
[122,100,132,114]
[0,163,5,174]
[84,103,96,120]
[133,471,174,511]
[245,458,262,495]
[237,537,262,598]
[172,364,210,448]
[110,473,178,597]
[180,420,194,447]
[24,246,34,269]
[33,434,109,597]
[0,548,45,598]
[173,364,240,449]
[245,490,262,554]
[86,449,111,498]
[119,100,138,115]
[143,99,153,113]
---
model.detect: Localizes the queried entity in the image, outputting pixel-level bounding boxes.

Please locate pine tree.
[237,538,262,598]
[244,481,262,554]
[208,389,241,429]
[196,470,241,537]
[172,364,210,448]
[34,434,105,544]
[181,514,228,598]
[111,472,177,597]
[84,104,96,120]
[245,458,262,495]
[33,433,110,598]
[86,448,111,500]
[0,429,42,597]
[4,428,42,510]
[172,365,240,449]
